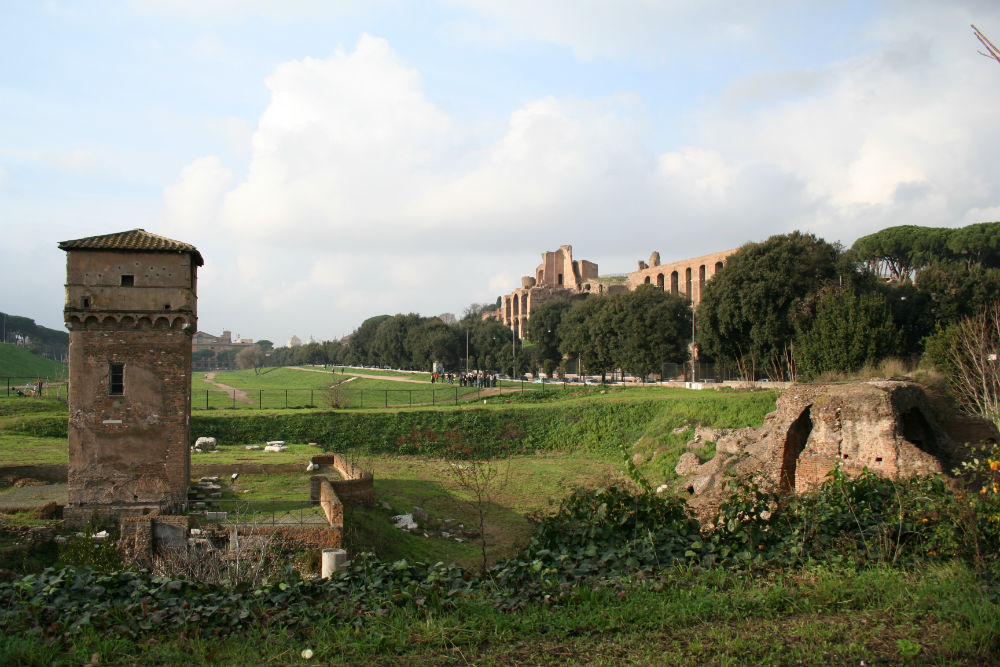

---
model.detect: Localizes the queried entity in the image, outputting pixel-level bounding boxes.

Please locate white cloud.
[219,34,453,243]
[447,0,788,62]
[159,5,1000,341]
[161,155,233,235]
[56,149,97,172]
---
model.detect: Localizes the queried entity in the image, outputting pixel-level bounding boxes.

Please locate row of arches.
[641,261,724,302]
[65,313,193,331]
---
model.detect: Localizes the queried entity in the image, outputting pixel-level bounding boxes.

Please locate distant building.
[287,335,302,348]
[493,245,616,339]
[59,228,202,525]
[489,244,736,339]
[626,249,736,305]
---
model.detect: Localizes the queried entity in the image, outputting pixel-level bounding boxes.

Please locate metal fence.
[2,377,68,400]
[191,381,555,410]
[190,499,329,525]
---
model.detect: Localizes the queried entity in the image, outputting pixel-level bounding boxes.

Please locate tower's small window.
[109,363,125,395]
[120,275,134,287]
[82,297,90,308]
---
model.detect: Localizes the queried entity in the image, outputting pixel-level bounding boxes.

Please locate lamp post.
[691,304,696,383]
[465,328,469,373]
[512,320,516,378]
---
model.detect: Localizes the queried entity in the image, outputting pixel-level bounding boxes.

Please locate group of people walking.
[430,372,498,388]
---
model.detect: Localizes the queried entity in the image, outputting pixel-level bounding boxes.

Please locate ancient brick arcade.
[60,229,202,525]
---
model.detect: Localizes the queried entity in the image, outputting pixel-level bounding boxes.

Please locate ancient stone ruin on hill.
[674,381,999,519]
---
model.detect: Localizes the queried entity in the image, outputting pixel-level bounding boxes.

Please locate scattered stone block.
[195,437,217,451]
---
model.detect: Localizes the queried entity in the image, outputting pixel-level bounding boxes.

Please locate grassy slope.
[0,343,67,379]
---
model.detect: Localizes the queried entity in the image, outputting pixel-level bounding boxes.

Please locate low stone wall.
[236,524,342,550]
[0,464,68,484]
[313,476,344,527]
[311,453,374,505]
[119,515,190,563]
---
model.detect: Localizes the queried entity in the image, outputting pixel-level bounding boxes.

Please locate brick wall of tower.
[66,325,193,512]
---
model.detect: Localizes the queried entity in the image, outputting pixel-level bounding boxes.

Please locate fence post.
[311,389,314,406]
[206,390,209,410]
[360,390,364,409]
[384,391,387,408]
[409,390,412,407]
[232,390,235,410]
[432,390,435,406]
[285,389,288,409]
[259,389,262,410]
[455,387,458,405]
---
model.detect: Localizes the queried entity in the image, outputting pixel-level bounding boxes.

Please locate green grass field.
[3,378,1000,666]
[193,366,541,410]
[0,343,67,381]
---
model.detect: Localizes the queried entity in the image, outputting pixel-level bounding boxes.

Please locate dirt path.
[203,372,253,405]
[290,367,431,384]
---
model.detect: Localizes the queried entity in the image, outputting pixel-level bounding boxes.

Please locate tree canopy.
[697,232,841,379]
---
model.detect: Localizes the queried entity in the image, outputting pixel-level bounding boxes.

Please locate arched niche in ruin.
[656,273,664,289]
[671,271,679,293]
[779,405,813,493]
[715,261,724,274]
[899,407,943,460]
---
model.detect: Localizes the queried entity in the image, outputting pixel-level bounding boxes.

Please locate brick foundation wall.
[236,525,342,550]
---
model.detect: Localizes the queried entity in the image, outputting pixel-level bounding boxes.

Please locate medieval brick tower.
[59,229,202,525]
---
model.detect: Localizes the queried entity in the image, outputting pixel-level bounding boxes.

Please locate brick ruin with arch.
[493,245,737,338]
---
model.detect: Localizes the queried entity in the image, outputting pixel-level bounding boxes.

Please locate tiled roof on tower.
[58,228,204,266]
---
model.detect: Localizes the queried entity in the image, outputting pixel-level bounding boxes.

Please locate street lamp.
[512,321,516,378]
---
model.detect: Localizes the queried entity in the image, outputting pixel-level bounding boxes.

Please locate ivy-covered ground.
[2,390,998,665]
[2,470,999,666]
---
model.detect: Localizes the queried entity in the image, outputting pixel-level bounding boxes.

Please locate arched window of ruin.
[644,276,651,284]
[520,294,527,314]
[538,269,544,283]
[685,268,692,298]
[671,271,679,293]
[656,273,665,289]
[715,261,724,274]
[699,265,706,295]
[779,406,813,492]
[513,295,519,316]
[558,273,563,286]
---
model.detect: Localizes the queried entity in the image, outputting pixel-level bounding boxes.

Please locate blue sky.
[2,1,999,345]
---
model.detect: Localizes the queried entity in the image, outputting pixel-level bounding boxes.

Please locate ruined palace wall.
[627,249,736,305]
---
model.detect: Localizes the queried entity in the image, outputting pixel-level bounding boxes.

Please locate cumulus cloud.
[167,5,1000,339]
[161,155,233,235]
[219,34,453,245]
